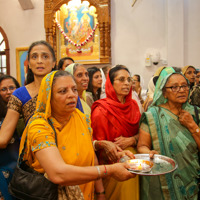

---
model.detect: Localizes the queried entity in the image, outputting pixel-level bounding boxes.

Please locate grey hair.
[53,70,75,85]
[73,63,84,74]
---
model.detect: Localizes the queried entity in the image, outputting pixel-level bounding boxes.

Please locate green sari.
[140,67,200,200]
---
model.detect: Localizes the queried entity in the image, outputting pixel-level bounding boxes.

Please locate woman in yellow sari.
[19,70,136,199]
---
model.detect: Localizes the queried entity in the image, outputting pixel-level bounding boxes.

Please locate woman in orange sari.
[18,70,136,200]
[91,65,141,200]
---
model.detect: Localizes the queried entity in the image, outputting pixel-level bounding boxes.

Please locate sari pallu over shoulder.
[19,71,94,200]
[140,106,200,200]
[91,66,140,200]
[91,70,141,140]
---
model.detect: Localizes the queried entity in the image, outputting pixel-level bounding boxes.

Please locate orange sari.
[19,71,95,200]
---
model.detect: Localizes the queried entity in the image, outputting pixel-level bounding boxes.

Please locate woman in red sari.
[91,65,141,200]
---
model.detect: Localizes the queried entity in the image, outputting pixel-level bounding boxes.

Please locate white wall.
[0,0,200,88]
[0,0,45,77]
[111,0,166,87]
[111,0,200,88]
[184,0,200,66]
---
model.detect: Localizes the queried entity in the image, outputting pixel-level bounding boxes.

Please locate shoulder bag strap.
[47,118,57,145]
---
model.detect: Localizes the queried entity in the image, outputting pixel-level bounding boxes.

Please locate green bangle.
[95,191,105,195]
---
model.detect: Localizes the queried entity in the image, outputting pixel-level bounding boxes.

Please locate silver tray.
[126,154,178,176]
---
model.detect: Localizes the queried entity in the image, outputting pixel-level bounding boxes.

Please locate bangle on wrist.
[95,166,101,180]
[93,140,97,151]
[95,191,105,195]
[103,165,107,176]
[193,128,200,134]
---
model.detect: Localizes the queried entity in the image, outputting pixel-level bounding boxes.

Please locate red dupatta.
[91,73,141,140]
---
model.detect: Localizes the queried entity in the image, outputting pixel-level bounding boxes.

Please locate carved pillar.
[46,28,53,47]
[98,1,111,63]
[52,22,57,58]
[99,22,104,58]
[104,22,110,58]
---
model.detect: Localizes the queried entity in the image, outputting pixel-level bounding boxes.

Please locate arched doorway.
[0,27,10,75]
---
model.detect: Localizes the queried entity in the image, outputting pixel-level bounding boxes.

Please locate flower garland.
[55,19,98,53]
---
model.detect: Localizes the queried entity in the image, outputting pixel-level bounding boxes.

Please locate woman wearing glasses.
[0,75,24,200]
[0,75,19,104]
[137,67,200,200]
[91,65,141,200]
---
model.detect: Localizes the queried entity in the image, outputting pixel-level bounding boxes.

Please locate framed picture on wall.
[55,3,101,64]
[16,47,28,86]
[44,0,111,65]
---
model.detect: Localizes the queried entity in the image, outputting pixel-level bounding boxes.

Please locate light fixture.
[67,0,90,10]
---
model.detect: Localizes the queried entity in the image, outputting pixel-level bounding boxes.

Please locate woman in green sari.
[137,67,200,200]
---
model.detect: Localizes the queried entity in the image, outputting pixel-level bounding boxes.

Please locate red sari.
[91,73,141,200]
[91,74,141,160]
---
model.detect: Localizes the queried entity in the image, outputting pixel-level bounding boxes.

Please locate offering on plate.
[119,154,178,176]
[127,159,154,173]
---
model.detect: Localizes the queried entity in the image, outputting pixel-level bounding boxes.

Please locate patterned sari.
[19,71,95,200]
[140,67,200,200]
[7,86,37,125]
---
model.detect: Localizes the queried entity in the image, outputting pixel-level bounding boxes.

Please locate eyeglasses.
[165,85,189,92]
[0,86,16,92]
[114,77,133,83]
